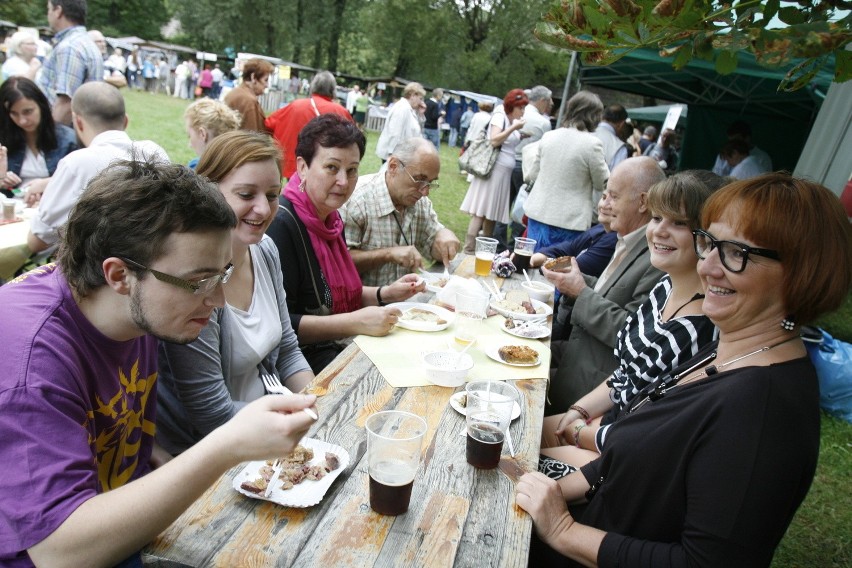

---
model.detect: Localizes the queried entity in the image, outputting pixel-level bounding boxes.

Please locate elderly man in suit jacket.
[541,157,666,414]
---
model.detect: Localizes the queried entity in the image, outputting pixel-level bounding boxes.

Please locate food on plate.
[240,445,341,494]
[433,277,448,288]
[400,307,447,325]
[543,256,573,271]
[456,393,468,408]
[494,290,544,315]
[498,345,539,364]
[504,318,548,338]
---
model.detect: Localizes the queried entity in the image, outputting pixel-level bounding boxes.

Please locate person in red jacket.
[265,70,353,179]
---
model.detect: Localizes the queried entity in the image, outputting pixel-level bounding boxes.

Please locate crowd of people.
[0,1,850,567]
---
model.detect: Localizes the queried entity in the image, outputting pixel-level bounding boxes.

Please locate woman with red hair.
[459,89,528,253]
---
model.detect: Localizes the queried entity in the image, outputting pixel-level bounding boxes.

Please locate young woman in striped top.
[539,171,724,474]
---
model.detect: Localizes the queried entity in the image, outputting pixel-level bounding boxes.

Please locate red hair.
[700,173,852,323]
[503,89,528,114]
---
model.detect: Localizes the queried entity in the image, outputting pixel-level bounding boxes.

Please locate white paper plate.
[388,302,454,332]
[233,438,350,508]
[501,318,551,339]
[485,344,542,367]
[449,391,521,421]
[489,298,553,321]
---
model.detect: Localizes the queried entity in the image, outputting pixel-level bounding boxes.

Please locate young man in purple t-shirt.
[0,159,318,567]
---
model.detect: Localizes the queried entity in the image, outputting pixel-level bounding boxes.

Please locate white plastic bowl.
[422,351,474,387]
[521,280,555,303]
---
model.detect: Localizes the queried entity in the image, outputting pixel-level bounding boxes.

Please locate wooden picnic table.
[142,255,552,567]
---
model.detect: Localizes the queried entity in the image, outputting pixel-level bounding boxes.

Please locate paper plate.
[389,302,454,332]
[489,298,552,321]
[501,318,551,339]
[233,438,350,508]
[485,344,542,367]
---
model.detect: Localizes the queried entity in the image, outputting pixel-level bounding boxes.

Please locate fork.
[260,374,319,420]
[264,458,283,498]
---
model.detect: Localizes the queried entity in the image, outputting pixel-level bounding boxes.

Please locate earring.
[298,179,306,193]
[781,316,795,331]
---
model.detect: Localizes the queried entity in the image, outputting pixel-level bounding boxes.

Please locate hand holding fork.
[260,373,319,420]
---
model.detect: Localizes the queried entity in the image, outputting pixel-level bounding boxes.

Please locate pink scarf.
[284,173,363,314]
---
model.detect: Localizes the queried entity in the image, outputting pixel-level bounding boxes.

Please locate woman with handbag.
[459,89,528,254]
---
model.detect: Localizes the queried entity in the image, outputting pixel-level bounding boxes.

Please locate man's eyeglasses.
[691,230,780,273]
[398,160,439,192]
[121,258,233,294]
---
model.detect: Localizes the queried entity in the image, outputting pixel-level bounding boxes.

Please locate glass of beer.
[474,237,498,277]
[512,237,536,272]
[465,381,519,469]
[366,410,427,515]
[453,292,488,347]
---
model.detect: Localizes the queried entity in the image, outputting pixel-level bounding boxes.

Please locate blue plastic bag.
[805,328,852,423]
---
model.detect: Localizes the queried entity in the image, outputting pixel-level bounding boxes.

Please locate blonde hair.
[184,99,241,139]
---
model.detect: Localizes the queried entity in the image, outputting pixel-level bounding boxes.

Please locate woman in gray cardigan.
[156,132,314,455]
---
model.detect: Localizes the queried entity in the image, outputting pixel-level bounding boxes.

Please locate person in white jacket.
[524,91,609,250]
[375,82,425,162]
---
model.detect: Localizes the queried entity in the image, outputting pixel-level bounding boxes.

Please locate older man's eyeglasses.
[121,258,233,294]
[692,230,780,273]
[398,160,439,192]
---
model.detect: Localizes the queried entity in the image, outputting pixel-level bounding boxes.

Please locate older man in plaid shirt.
[342,138,460,286]
[39,0,104,126]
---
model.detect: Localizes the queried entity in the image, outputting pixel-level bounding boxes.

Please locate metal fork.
[264,458,282,498]
[260,374,319,420]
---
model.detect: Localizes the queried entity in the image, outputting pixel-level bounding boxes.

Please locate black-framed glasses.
[692,230,780,273]
[398,160,439,192]
[121,258,233,294]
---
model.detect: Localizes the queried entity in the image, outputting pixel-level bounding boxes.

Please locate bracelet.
[569,404,591,423]
[572,422,586,447]
[376,286,386,306]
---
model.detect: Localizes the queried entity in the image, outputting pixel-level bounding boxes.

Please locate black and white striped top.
[597,276,717,450]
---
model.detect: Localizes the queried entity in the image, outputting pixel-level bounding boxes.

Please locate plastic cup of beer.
[366,410,427,516]
[465,381,519,469]
[453,292,488,348]
[512,237,536,272]
[474,237,498,276]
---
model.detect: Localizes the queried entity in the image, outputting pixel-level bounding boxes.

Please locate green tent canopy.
[580,48,835,172]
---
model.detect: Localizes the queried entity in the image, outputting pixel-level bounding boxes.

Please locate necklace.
[629,335,800,413]
[666,291,704,320]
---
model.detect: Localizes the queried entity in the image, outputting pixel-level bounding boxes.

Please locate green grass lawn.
[124,89,851,566]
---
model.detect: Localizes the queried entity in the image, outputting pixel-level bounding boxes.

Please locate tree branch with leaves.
[535,0,851,90]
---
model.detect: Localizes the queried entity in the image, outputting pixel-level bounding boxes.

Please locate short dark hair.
[241,58,274,82]
[50,0,87,25]
[700,173,852,323]
[71,82,125,131]
[0,77,58,154]
[647,170,722,230]
[58,157,236,297]
[603,104,627,123]
[720,139,749,159]
[295,114,366,166]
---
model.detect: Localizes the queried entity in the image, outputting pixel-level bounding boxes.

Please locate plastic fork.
[264,458,282,498]
[260,373,319,420]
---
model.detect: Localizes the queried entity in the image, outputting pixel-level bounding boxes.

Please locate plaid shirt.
[38,26,104,105]
[341,172,444,286]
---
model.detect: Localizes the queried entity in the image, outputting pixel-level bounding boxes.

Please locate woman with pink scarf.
[267,114,424,373]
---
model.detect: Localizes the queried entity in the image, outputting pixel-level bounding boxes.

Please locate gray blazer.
[548,234,663,414]
[155,237,311,454]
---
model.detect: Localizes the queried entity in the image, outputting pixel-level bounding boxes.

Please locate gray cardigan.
[155,237,311,454]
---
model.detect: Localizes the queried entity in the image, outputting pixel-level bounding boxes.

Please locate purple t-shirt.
[0,265,157,566]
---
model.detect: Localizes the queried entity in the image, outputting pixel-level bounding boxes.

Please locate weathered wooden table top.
[142,256,550,567]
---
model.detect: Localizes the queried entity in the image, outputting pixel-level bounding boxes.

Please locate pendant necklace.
[629,335,800,413]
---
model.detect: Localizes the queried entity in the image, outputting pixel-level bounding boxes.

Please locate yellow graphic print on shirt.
[84,358,157,491]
